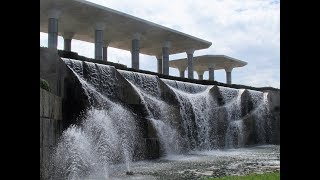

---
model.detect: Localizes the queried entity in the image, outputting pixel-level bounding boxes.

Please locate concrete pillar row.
[48,9,61,49]
[162,41,171,75]
[186,49,195,79]
[63,32,74,52]
[225,67,233,84]
[131,33,141,69]
[156,55,162,74]
[103,41,110,61]
[94,23,105,60]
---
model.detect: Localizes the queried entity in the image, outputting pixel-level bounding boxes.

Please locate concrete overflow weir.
[40,47,279,179]
[40,1,278,179]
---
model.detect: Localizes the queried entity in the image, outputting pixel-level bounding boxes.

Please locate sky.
[40,0,280,88]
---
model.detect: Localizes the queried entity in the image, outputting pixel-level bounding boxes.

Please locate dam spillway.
[40,49,280,179]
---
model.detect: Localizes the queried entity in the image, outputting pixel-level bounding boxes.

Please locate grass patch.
[204,172,280,180]
[40,78,50,92]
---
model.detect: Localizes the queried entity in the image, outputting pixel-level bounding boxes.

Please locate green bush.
[40,78,50,92]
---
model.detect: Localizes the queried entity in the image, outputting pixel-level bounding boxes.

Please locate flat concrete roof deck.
[40,0,212,56]
[169,55,247,71]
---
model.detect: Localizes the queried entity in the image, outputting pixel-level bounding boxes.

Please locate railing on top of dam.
[43,47,279,92]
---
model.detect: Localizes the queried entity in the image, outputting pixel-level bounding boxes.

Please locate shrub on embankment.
[40,78,50,92]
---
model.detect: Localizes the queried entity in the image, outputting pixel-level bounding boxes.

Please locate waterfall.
[118,70,183,156]
[48,59,142,179]
[46,58,278,179]
[249,90,272,144]
[221,88,245,148]
[162,79,219,151]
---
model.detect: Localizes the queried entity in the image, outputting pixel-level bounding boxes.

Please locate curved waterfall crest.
[45,59,279,179]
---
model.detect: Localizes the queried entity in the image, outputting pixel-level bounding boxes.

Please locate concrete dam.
[40,48,280,179]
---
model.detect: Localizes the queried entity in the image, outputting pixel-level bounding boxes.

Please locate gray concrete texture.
[95,29,104,60]
[131,39,140,69]
[48,18,58,49]
[226,71,232,84]
[170,55,247,83]
[162,47,169,75]
[40,47,68,97]
[157,57,162,74]
[40,88,63,180]
[40,0,212,56]
[187,53,194,79]
[209,67,214,81]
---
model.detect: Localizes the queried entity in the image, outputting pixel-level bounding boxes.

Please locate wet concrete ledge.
[55,48,279,92]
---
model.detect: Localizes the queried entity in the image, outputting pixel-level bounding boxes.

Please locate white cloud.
[40,0,279,88]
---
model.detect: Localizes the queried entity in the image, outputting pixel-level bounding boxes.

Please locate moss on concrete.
[40,78,50,92]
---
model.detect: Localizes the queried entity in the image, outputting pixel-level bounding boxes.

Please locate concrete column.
[209,67,215,81]
[64,39,71,51]
[131,33,141,69]
[63,32,74,52]
[94,23,105,60]
[48,10,60,49]
[162,42,171,75]
[196,70,204,80]
[225,67,233,84]
[186,49,195,79]
[103,41,109,61]
[179,70,185,78]
[156,56,162,74]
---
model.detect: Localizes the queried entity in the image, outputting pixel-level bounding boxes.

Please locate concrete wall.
[40,48,69,98]
[40,88,63,180]
[267,90,280,144]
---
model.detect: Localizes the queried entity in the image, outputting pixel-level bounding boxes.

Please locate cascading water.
[248,90,272,144]
[47,59,143,179]
[46,57,278,179]
[220,87,245,148]
[118,70,183,155]
[39,43,280,179]
[162,79,219,151]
